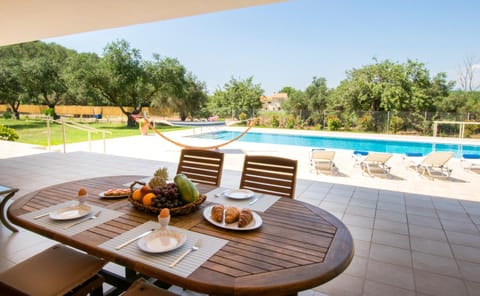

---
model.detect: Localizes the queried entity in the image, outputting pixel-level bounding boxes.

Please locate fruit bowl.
[128,180,206,216]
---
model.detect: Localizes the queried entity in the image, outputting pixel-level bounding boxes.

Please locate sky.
[43,0,480,95]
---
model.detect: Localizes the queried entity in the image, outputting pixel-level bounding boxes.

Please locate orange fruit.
[78,188,87,196]
[159,208,170,218]
[132,189,142,201]
[140,185,151,197]
[142,193,156,206]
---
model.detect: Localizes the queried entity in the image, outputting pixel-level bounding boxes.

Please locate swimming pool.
[189,130,480,156]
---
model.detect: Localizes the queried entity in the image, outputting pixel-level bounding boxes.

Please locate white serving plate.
[137,230,187,253]
[49,204,91,220]
[224,189,254,200]
[203,205,262,231]
[98,190,129,199]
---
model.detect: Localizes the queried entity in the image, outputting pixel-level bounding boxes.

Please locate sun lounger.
[403,152,424,169]
[417,151,454,179]
[352,150,369,167]
[360,152,392,177]
[461,153,480,171]
[310,149,337,175]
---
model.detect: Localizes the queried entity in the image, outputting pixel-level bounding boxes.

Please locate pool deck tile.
[1,128,480,295]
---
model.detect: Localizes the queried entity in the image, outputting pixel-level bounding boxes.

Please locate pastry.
[238,208,254,227]
[211,204,224,223]
[225,206,240,224]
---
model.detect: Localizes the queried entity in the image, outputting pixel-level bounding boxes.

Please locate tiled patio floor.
[1,130,479,296]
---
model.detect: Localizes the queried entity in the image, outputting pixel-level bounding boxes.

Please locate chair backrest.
[240,155,297,199]
[364,153,392,163]
[422,151,454,166]
[311,149,335,161]
[176,149,224,186]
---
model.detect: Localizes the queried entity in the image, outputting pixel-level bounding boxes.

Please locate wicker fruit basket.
[128,180,206,216]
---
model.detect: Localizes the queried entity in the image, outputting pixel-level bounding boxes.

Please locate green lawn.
[1,119,186,146]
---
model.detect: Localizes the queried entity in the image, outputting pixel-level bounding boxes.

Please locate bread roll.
[238,208,254,227]
[225,207,240,224]
[211,205,224,223]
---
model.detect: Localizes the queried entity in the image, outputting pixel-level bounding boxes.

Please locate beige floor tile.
[406,206,437,218]
[347,226,373,242]
[457,260,480,283]
[441,218,479,235]
[414,269,468,296]
[445,231,480,249]
[343,255,368,278]
[410,236,453,258]
[363,280,415,296]
[352,239,371,258]
[374,209,407,224]
[451,244,480,264]
[465,280,480,296]
[314,273,364,296]
[412,251,461,277]
[407,213,442,229]
[408,224,447,242]
[343,214,375,229]
[376,201,406,214]
[369,243,412,267]
[373,218,409,235]
[366,260,415,290]
[372,229,410,249]
[346,205,376,218]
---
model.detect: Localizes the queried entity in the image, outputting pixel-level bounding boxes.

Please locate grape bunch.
[151,183,185,209]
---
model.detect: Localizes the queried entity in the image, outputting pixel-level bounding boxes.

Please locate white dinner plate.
[137,230,187,253]
[202,205,262,231]
[98,190,130,199]
[49,204,91,220]
[223,189,255,200]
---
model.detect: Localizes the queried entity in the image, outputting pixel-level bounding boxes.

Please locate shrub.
[2,109,13,119]
[327,115,341,131]
[0,125,19,141]
[239,112,248,121]
[285,116,296,129]
[359,114,374,131]
[271,115,280,128]
[390,115,404,133]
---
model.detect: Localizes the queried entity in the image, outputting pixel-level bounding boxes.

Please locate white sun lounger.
[461,153,480,172]
[417,151,454,179]
[310,149,337,175]
[352,150,369,167]
[360,152,392,177]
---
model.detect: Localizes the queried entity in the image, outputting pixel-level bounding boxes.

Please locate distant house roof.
[261,92,288,103]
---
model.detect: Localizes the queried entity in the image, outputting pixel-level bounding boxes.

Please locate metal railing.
[45,117,112,153]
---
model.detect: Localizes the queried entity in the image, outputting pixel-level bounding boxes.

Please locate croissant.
[211,205,224,223]
[238,208,254,227]
[224,207,240,224]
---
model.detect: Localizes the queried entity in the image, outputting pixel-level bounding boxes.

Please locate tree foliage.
[209,77,263,119]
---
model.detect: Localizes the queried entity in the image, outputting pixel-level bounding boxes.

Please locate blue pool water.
[189,131,480,156]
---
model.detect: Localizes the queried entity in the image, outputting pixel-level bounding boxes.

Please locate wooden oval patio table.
[8,175,354,296]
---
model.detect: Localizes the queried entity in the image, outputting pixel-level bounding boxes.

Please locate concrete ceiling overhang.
[0,0,286,47]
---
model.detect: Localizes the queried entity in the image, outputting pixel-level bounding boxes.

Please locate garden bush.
[327,115,341,131]
[0,125,19,141]
[390,115,404,133]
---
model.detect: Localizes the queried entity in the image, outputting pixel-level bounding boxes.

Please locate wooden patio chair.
[176,149,224,186]
[0,244,105,296]
[123,278,178,296]
[0,185,19,232]
[240,155,298,199]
